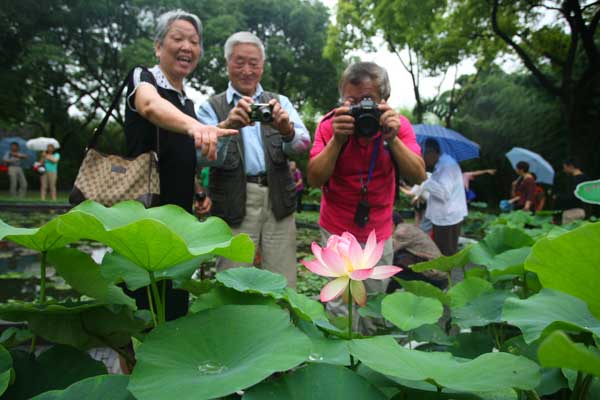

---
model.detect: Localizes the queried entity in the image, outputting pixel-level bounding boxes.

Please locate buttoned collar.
[226,82,264,105]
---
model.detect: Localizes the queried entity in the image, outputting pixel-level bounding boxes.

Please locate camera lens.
[356,114,379,137]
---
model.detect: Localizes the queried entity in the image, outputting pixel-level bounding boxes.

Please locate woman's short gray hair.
[339,62,391,101]
[154,9,203,49]
[224,31,266,61]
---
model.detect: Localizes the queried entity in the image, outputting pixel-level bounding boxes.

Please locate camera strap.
[359,136,382,199]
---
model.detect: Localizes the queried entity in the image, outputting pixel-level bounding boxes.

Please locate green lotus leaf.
[448,277,494,309]
[242,364,387,399]
[0,344,12,396]
[0,301,148,350]
[525,222,600,319]
[189,286,276,314]
[3,345,106,400]
[0,327,33,348]
[99,252,208,291]
[411,244,472,273]
[468,227,533,276]
[358,293,385,319]
[296,320,350,366]
[216,267,288,298]
[538,331,600,378]
[393,278,450,305]
[47,248,135,309]
[284,288,329,323]
[452,291,516,329]
[31,375,134,400]
[501,336,568,396]
[57,200,254,271]
[412,324,454,346]
[447,331,495,359]
[128,305,312,400]
[0,218,79,252]
[349,336,541,393]
[503,289,600,344]
[382,292,443,331]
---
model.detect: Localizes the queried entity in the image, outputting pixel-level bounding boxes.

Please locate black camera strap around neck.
[358,136,382,199]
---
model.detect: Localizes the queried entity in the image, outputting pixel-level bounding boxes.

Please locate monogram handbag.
[69,67,160,208]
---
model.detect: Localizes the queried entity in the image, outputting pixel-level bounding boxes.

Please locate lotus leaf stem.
[348,284,355,368]
[147,286,158,328]
[149,272,164,325]
[39,251,47,305]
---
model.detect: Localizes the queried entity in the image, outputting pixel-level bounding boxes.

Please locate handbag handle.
[86,66,159,155]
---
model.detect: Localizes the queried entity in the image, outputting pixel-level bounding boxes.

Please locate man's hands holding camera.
[220,97,294,140]
[332,99,401,145]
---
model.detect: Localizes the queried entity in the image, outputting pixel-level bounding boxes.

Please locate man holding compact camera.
[197,31,310,287]
[308,61,425,271]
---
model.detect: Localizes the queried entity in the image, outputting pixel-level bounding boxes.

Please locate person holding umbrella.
[3,142,29,197]
[508,161,536,211]
[39,143,60,201]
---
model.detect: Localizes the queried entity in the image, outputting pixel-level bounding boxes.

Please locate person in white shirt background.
[420,138,467,256]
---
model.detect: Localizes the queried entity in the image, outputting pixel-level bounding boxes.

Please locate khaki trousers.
[8,166,27,197]
[320,227,394,334]
[216,182,297,287]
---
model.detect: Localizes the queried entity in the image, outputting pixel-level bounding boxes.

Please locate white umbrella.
[506,147,555,185]
[26,137,60,151]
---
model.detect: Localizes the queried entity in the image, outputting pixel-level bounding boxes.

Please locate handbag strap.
[87,66,159,157]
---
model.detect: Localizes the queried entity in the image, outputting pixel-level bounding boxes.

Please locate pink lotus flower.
[301,230,402,307]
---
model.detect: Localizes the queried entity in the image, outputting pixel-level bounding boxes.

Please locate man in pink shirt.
[308,62,425,297]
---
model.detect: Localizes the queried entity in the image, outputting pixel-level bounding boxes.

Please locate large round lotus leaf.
[0,218,78,252]
[296,320,350,366]
[3,345,106,400]
[448,277,493,308]
[100,252,208,291]
[394,278,450,305]
[48,248,135,309]
[349,336,540,393]
[411,245,472,273]
[56,200,254,271]
[538,331,600,378]
[467,226,533,276]
[382,292,443,331]
[242,363,386,400]
[284,288,329,323]
[128,305,311,400]
[503,288,600,344]
[0,301,148,350]
[216,267,287,298]
[452,291,516,329]
[0,345,12,396]
[31,375,134,400]
[525,222,600,319]
[189,286,276,314]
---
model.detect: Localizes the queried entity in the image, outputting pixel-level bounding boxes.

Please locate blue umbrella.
[0,137,37,168]
[506,147,555,185]
[413,124,480,162]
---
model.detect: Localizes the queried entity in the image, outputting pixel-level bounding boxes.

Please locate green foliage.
[538,331,600,379]
[216,267,287,299]
[349,336,541,393]
[0,345,11,396]
[525,222,600,319]
[57,201,254,271]
[3,345,106,400]
[128,305,312,400]
[31,375,134,400]
[381,292,444,331]
[243,364,387,399]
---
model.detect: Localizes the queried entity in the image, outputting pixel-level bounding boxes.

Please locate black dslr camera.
[248,103,274,123]
[348,98,381,137]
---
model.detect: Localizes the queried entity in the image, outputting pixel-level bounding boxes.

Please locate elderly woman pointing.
[124,10,236,320]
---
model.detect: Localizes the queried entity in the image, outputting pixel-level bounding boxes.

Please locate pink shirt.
[310,112,421,243]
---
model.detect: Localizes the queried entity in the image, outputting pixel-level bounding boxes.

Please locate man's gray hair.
[224,31,266,61]
[339,62,391,101]
[154,9,203,49]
